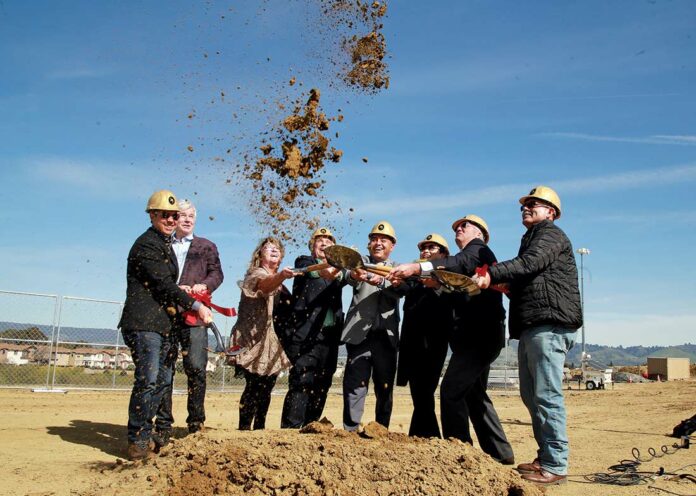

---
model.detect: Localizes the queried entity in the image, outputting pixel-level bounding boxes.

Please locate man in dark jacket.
[475,186,582,485]
[155,198,224,439]
[119,190,212,460]
[281,227,345,428]
[389,215,514,464]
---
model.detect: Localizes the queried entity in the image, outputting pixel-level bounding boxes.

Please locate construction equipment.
[581,351,613,390]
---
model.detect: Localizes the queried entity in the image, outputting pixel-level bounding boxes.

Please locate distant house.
[0,343,30,365]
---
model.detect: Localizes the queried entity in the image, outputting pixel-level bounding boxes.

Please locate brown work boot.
[516,458,541,474]
[126,442,152,461]
[521,469,567,485]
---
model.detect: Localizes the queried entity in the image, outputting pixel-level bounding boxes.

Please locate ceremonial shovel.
[323,245,393,277]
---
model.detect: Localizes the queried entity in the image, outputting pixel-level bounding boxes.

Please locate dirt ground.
[2,381,695,495]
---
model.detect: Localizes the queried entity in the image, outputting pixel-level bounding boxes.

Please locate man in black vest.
[389,215,514,464]
[281,227,345,428]
[118,190,212,460]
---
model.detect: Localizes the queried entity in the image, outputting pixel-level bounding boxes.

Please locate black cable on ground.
[566,437,694,488]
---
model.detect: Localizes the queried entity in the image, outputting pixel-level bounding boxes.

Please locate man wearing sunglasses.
[118,190,212,460]
[474,186,582,485]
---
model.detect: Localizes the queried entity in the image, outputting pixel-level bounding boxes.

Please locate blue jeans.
[518,325,577,475]
[122,330,177,445]
[157,325,208,428]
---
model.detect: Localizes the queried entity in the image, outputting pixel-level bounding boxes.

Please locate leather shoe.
[188,422,205,434]
[516,458,541,474]
[126,442,152,461]
[521,469,567,485]
[498,456,516,466]
[151,430,171,452]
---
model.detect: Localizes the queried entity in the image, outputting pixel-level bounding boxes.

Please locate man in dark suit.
[119,190,212,460]
[280,227,345,428]
[396,233,452,438]
[156,199,224,438]
[389,215,514,464]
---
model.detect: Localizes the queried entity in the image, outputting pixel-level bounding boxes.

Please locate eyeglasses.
[420,244,441,252]
[155,211,180,220]
[520,201,550,211]
[455,222,469,232]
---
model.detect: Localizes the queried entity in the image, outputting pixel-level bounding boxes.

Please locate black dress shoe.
[498,456,516,466]
[188,422,205,434]
[521,469,567,485]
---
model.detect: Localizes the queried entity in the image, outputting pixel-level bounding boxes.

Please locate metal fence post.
[51,296,65,390]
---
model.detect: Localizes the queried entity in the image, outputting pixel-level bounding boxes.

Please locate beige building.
[647,357,691,381]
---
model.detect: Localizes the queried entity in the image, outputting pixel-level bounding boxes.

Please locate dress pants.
[281,335,339,428]
[440,329,514,462]
[239,368,278,430]
[342,331,397,431]
[406,336,448,438]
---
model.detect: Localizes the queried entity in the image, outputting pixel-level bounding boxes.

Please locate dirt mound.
[88,428,542,496]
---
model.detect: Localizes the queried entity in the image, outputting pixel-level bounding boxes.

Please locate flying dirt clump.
[88,426,543,496]
[240,87,344,242]
[320,0,389,92]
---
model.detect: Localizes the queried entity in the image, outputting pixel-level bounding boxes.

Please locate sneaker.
[127,442,152,461]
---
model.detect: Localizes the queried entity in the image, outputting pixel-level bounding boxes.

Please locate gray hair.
[178,198,196,215]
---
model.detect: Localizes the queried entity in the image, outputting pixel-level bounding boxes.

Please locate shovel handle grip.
[293,262,331,275]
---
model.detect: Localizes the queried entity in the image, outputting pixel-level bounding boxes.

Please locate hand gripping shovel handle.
[362,263,393,277]
[293,262,331,275]
[475,264,509,294]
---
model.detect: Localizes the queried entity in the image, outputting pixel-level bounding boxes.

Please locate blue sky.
[1,1,695,346]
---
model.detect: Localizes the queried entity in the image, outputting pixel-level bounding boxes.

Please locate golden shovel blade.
[324,245,364,270]
[324,245,392,276]
[432,269,481,296]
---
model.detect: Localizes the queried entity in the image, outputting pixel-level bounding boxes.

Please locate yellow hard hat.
[308,226,336,250]
[145,190,179,212]
[451,214,490,243]
[417,233,450,255]
[519,185,562,218]
[369,220,396,243]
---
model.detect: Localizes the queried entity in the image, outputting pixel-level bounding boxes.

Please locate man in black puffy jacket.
[475,185,582,486]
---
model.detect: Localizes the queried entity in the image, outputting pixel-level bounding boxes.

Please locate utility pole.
[576,247,590,376]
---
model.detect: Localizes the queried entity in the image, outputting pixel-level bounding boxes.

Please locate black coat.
[283,255,345,345]
[431,239,506,350]
[118,227,196,335]
[488,220,582,339]
[396,281,452,386]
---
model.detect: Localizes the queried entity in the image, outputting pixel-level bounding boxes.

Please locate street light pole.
[576,247,590,367]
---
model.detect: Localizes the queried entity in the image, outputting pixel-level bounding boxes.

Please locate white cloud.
[585,312,696,347]
[541,132,696,146]
[346,163,696,217]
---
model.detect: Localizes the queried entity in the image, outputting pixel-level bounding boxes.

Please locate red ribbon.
[183,291,237,326]
[475,263,509,294]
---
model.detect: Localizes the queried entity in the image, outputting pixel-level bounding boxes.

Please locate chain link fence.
[0,289,519,393]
